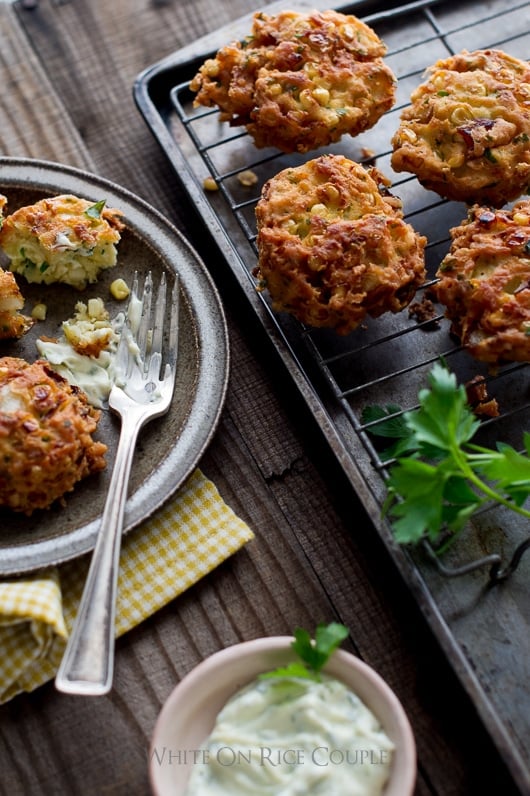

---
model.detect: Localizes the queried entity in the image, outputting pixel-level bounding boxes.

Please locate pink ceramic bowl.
[149,636,416,796]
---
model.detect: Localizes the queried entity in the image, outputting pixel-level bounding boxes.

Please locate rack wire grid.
[166,0,530,579]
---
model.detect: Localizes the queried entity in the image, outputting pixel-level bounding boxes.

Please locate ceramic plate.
[0,158,229,575]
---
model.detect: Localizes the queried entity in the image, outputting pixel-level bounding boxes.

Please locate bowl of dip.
[149,636,416,796]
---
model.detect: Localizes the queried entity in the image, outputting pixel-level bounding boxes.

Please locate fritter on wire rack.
[391,49,530,207]
[433,200,530,364]
[255,154,426,335]
[0,357,107,515]
[190,9,396,154]
[0,194,124,289]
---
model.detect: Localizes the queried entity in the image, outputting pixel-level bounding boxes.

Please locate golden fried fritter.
[0,357,107,514]
[0,195,30,339]
[0,268,32,340]
[62,297,118,358]
[391,49,530,206]
[255,154,426,334]
[433,200,530,363]
[190,9,396,154]
[0,194,124,289]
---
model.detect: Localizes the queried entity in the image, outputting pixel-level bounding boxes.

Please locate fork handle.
[55,409,145,695]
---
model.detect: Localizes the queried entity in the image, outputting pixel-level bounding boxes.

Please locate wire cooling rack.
[135,1,530,789]
[165,0,529,578]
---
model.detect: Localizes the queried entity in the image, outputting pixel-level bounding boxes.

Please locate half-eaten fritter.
[0,194,124,289]
[433,200,530,364]
[255,154,426,334]
[0,357,107,514]
[391,49,530,206]
[190,9,396,153]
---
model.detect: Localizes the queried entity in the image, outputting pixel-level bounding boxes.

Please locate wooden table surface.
[0,1,524,794]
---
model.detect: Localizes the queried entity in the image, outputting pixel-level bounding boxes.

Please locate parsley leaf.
[361,404,413,460]
[408,364,480,451]
[370,363,530,547]
[260,623,349,682]
[84,199,106,219]
[361,403,407,439]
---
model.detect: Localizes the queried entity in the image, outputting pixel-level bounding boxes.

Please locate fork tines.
[130,270,179,380]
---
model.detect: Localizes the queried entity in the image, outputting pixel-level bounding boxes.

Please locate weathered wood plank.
[0,3,93,168]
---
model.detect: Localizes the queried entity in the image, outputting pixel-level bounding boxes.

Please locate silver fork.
[55,271,179,696]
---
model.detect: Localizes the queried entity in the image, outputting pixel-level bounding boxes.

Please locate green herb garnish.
[374,363,530,547]
[19,247,37,271]
[260,623,349,682]
[84,199,106,219]
[361,403,411,461]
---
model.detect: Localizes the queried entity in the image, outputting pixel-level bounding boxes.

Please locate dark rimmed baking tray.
[134,0,530,790]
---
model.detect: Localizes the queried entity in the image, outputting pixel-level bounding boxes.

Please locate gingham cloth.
[0,469,254,703]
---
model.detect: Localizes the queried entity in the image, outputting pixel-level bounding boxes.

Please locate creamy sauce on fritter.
[35,293,150,408]
[184,676,394,796]
[35,339,115,408]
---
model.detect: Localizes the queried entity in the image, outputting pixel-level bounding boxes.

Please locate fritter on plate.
[255,154,426,334]
[433,200,530,364]
[0,268,32,340]
[0,357,107,514]
[0,194,124,289]
[62,297,118,358]
[391,49,530,206]
[190,9,396,153]
[0,195,31,339]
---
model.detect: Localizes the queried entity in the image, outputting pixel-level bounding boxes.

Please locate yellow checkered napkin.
[0,469,253,703]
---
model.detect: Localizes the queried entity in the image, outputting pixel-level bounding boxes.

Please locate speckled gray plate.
[0,158,229,575]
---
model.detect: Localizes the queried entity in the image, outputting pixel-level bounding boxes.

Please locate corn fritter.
[190,9,396,153]
[433,200,530,363]
[391,49,530,206]
[0,357,107,514]
[255,154,426,334]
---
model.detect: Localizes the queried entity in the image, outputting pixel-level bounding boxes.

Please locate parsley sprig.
[364,363,530,547]
[260,623,349,682]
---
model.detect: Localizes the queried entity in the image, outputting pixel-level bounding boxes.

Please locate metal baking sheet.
[134,0,530,790]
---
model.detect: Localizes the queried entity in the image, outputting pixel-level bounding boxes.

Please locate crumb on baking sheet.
[203,177,218,192]
[237,170,258,187]
[408,296,440,329]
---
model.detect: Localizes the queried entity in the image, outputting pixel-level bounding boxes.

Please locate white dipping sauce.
[184,676,394,796]
[36,339,114,408]
[35,303,133,408]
